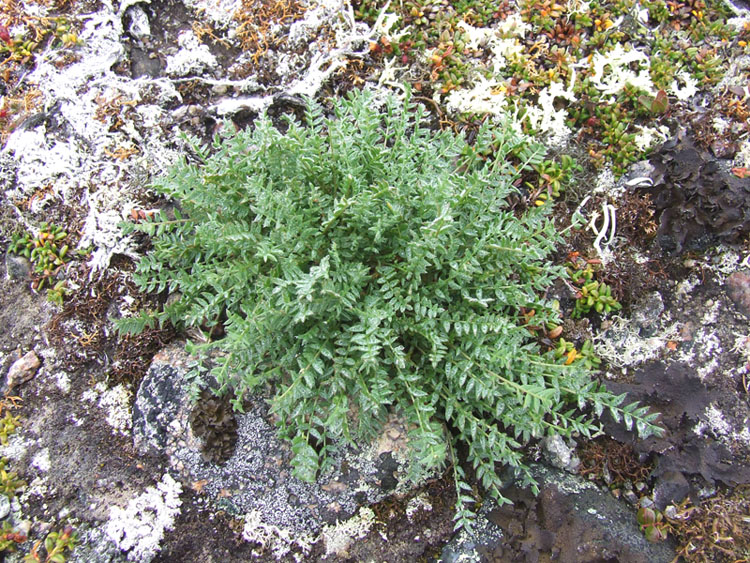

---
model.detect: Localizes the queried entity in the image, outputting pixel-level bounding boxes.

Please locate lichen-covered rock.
[104,473,183,562]
[541,434,580,473]
[442,465,677,562]
[4,253,31,281]
[132,342,443,552]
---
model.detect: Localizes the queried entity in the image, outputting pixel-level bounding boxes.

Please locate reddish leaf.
[732,167,750,178]
[0,25,10,45]
[652,90,669,114]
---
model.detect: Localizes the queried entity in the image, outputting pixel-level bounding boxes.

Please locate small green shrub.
[119,90,661,531]
[9,222,71,291]
[23,526,77,563]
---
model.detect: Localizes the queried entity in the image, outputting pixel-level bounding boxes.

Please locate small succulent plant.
[637,505,669,542]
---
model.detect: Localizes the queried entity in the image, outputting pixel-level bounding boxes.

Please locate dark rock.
[653,470,690,510]
[5,253,31,281]
[444,465,676,562]
[375,452,398,493]
[726,271,750,318]
[130,47,162,78]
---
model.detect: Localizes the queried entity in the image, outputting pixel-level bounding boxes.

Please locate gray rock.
[133,343,442,538]
[726,271,750,318]
[541,434,580,473]
[631,291,665,334]
[125,5,151,40]
[653,470,690,510]
[0,495,10,520]
[5,253,31,281]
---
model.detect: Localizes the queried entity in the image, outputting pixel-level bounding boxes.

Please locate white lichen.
[406,493,433,523]
[242,509,315,561]
[165,31,218,77]
[633,125,670,151]
[522,80,576,147]
[445,76,509,117]
[593,314,680,368]
[182,0,242,28]
[320,506,376,559]
[695,405,750,449]
[586,44,655,97]
[670,70,698,101]
[83,382,133,435]
[105,473,183,562]
[54,372,71,394]
[31,448,51,472]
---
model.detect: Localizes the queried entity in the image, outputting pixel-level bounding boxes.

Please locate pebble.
[541,434,580,473]
[7,350,41,389]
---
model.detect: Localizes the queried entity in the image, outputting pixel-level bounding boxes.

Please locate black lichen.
[639,132,750,253]
[189,390,238,464]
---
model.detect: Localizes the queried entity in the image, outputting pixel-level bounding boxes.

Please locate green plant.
[637,505,669,542]
[23,526,77,563]
[0,458,25,499]
[0,521,27,553]
[46,281,70,307]
[526,155,582,206]
[0,17,79,64]
[119,91,662,531]
[637,90,670,115]
[0,412,20,445]
[555,338,602,370]
[9,223,71,291]
[567,261,622,318]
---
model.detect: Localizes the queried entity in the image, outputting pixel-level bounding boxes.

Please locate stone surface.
[0,495,10,520]
[6,350,40,389]
[479,465,676,562]
[133,343,441,538]
[541,435,580,473]
[726,271,750,318]
[653,470,691,510]
[4,253,32,281]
